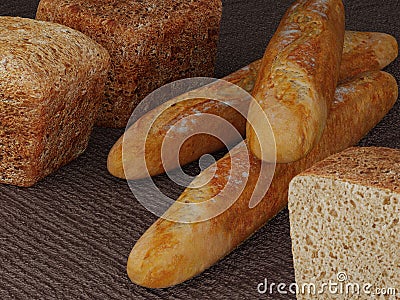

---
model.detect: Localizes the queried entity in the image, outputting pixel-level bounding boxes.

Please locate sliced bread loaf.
[0,17,110,187]
[289,147,399,299]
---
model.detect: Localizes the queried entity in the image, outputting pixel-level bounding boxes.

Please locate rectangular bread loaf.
[36,0,223,128]
[289,147,399,299]
[0,17,110,187]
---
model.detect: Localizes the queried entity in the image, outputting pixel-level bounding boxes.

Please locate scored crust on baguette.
[108,31,398,180]
[127,71,398,288]
[246,0,345,163]
[288,147,399,299]
[340,31,398,81]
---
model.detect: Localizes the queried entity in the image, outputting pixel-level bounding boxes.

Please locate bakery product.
[126,71,398,288]
[340,31,398,81]
[127,72,397,288]
[288,147,399,299]
[36,0,223,128]
[0,17,110,187]
[246,0,345,163]
[107,31,398,180]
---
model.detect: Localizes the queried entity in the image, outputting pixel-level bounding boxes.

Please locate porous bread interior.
[289,175,399,299]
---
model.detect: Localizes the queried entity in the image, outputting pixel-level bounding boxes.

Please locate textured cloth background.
[0,1,399,299]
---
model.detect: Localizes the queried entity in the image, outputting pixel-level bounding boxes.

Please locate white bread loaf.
[289,147,399,299]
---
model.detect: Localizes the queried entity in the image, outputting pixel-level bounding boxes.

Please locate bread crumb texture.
[289,147,399,299]
[36,0,223,128]
[0,17,110,187]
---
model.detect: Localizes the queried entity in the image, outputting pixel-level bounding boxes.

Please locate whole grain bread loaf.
[0,17,110,187]
[36,0,223,128]
[288,147,400,299]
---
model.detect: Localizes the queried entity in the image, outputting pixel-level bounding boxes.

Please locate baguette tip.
[107,140,126,179]
[127,244,185,289]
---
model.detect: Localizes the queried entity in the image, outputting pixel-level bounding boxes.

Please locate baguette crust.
[109,89,248,180]
[108,31,398,179]
[127,71,398,288]
[247,0,345,163]
[340,31,398,81]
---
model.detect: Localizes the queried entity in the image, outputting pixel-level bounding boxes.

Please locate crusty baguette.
[127,71,398,288]
[246,0,345,163]
[108,31,398,179]
[340,31,398,81]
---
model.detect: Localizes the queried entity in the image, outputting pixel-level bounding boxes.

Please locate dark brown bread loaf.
[0,17,110,187]
[36,0,223,128]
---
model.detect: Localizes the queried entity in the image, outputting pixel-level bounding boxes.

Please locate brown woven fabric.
[0,0,399,299]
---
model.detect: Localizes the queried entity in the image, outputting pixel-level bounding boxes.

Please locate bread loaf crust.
[127,71,398,288]
[0,17,110,187]
[108,31,398,179]
[293,146,400,192]
[246,0,345,163]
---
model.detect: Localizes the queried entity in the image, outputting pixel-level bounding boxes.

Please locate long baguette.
[108,31,398,179]
[127,71,398,288]
[247,0,345,163]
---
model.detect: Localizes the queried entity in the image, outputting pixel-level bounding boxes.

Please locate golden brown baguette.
[340,31,398,81]
[108,31,398,179]
[246,0,345,163]
[127,71,398,288]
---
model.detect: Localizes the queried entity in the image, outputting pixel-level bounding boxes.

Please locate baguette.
[108,31,398,179]
[127,71,398,288]
[246,0,345,163]
[340,31,398,81]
